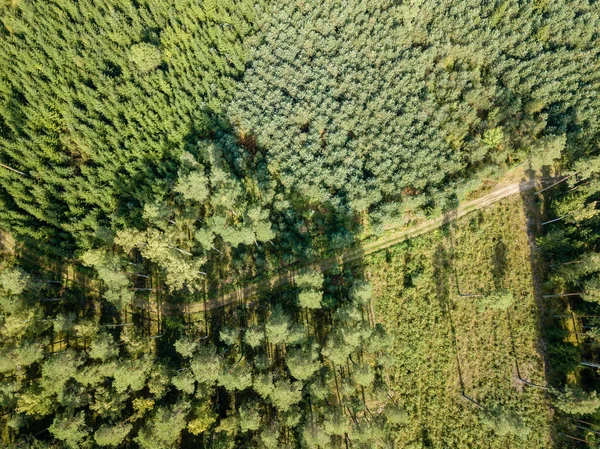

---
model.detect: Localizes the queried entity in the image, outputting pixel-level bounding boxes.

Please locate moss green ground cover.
[366,196,553,448]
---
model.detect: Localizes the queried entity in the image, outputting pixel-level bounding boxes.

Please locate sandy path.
[144,179,537,315]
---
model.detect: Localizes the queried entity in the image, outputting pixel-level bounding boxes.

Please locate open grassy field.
[365,195,553,448]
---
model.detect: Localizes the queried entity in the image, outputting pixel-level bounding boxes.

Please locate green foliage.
[353,364,375,387]
[238,402,261,432]
[269,379,302,412]
[583,276,600,303]
[89,332,118,361]
[48,412,88,449]
[350,281,372,306]
[190,345,221,385]
[129,43,162,73]
[550,252,600,285]
[286,344,321,381]
[0,267,28,295]
[16,384,54,417]
[252,373,275,399]
[171,370,195,395]
[94,423,132,447]
[81,250,133,310]
[41,351,83,395]
[295,270,324,290]
[0,0,259,254]
[482,127,505,150]
[2,1,597,447]
[220,326,240,346]
[135,402,190,449]
[298,290,323,310]
[302,425,330,448]
[477,289,515,312]
[259,425,280,448]
[243,325,265,348]
[188,402,217,436]
[231,0,600,216]
[174,336,198,358]
[554,386,600,416]
[367,197,552,448]
[480,407,531,438]
[384,404,409,426]
[112,357,151,393]
[0,265,396,447]
[538,152,600,404]
[116,228,206,292]
[218,360,253,392]
[265,304,292,345]
[175,171,210,203]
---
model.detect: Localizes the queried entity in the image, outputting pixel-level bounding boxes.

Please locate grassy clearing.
[365,195,553,448]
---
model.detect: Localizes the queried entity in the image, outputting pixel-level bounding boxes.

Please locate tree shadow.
[492,240,507,290]
[518,168,572,439]
[433,242,451,316]
[444,213,483,299]
[432,237,478,407]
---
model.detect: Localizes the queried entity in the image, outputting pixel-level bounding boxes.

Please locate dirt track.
[144,179,538,315]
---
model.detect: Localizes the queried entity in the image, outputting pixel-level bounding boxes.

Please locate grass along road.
[0,177,546,316]
[146,179,539,315]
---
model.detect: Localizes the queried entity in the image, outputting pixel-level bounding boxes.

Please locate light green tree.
[190,345,222,385]
[94,423,132,447]
[286,343,321,381]
[239,401,261,432]
[129,43,162,72]
[244,324,265,348]
[270,379,303,413]
[554,386,600,416]
[477,289,514,312]
[265,304,292,345]
[135,402,190,449]
[49,412,88,449]
[480,406,531,438]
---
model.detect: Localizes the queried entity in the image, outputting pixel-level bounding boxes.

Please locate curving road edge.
[142,179,538,315]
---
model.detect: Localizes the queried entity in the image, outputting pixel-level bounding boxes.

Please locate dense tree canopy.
[0,0,261,255]
[1,0,599,447]
[231,0,600,217]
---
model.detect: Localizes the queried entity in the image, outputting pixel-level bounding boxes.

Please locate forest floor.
[158,177,542,314]
[365,194,553,448]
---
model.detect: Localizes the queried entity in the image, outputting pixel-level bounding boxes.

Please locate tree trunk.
[536,172,578,194]
[0,162,26,176]
[549,260,583,267]
[332,363,342,410]
[169,246,192,256]
[543,292,582,298]
[575,425,600,436]
[558,432,589,444]
[461,394,483,409]
[581,361,600,369]
[542,215,572,226]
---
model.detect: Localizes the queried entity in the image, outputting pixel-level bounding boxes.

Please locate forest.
[0,0,599,448]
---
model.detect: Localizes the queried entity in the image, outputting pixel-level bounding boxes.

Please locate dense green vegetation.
[0,251,403,448]
[366,197,551,448]
[1,0,599,447]
[0,0,262,254]
[534,157,600,443]
[2,0,600,257]
[231,0,600,218]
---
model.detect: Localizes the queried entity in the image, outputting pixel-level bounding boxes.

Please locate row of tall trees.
[536,153,600,443]
[0,253,407,447]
